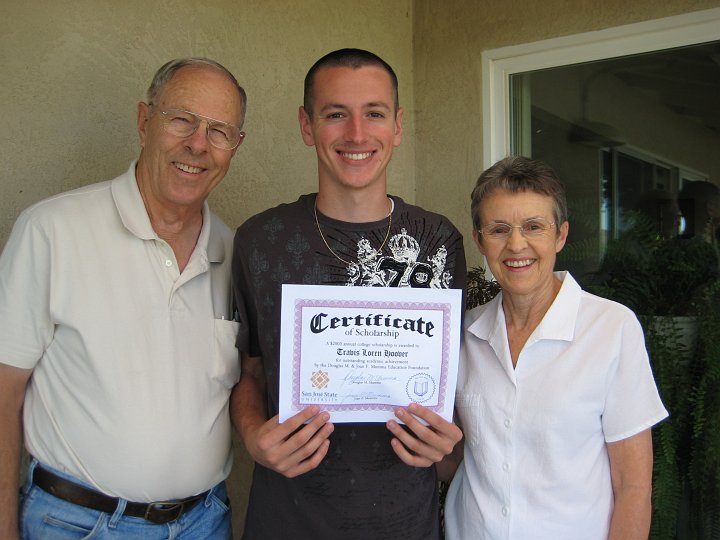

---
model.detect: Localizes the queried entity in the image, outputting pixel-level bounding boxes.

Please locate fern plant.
[685,282,720,539]
[645,316,694,539]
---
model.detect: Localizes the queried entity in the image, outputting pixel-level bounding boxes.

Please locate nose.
[184,120,211,152]
[506,227,528,251]
[345,114,368,143]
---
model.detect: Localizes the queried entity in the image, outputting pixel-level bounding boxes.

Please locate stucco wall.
[0,0,415,251]
[413,0,720,267]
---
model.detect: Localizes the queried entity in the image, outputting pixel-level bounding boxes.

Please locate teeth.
[174,162,203,174]
[506,259,533,268]
[342,152,372,161]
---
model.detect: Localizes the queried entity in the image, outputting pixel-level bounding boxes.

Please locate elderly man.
[0,57,246,539]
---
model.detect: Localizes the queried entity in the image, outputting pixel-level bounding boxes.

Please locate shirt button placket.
[502,404,514,531]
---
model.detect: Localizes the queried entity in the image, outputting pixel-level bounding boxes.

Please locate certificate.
[279,284,462,423]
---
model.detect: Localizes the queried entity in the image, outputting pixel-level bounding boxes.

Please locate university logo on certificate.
[278,284,462,423]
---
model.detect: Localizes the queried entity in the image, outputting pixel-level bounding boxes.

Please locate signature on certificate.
[342,370,401,386]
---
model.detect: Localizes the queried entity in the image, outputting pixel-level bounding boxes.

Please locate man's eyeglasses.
[478,218,556,240]
[158,109,245,150]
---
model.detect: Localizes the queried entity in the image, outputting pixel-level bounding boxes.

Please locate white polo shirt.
[0,163,240,501]
[444,272,668,540]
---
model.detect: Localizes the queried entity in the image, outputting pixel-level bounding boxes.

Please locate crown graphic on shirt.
[389,228,420,262]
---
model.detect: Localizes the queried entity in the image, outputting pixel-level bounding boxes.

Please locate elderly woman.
[444,156,668,540]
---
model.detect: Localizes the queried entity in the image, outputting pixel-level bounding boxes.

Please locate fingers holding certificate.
[387,403,464,467]
[279,284,463,424]
[245,407,334,478]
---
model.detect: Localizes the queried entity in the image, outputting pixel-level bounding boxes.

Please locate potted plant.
[465,265,501,310]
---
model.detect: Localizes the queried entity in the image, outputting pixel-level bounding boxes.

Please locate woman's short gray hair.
[470,156,568,231]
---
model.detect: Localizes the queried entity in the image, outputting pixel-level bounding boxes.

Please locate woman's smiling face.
[474,188,569,299]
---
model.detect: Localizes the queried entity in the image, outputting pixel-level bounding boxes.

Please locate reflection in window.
[510,40,720,283]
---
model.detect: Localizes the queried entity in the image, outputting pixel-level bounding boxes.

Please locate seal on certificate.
[406,373,436,403]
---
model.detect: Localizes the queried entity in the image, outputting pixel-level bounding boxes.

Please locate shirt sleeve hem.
[604,410,670,443]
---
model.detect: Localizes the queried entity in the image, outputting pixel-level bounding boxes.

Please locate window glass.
[509,41,720,284]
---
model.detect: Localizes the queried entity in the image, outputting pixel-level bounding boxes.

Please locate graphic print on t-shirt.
[346,228,451,288]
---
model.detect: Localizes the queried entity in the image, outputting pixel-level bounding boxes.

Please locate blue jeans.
[19,460,232,539]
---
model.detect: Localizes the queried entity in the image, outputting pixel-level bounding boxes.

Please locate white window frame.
[481,7,720,167]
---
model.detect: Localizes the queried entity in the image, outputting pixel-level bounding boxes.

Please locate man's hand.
[386,403,462,467]
[232,354,334,478]
[243,406,334,478]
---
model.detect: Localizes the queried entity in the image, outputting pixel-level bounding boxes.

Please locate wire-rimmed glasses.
[478,217,556,240]
[158,108,245,150]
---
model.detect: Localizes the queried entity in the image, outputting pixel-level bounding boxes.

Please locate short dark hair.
[471,156,568,231]
[303,48,399,117]
[147,57,247,128]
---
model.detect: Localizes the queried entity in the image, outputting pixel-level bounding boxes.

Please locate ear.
[472,229,487,256]
[393,106,404,147]
[137,102,151,148]
[555,221,569,253]
[299,106,315,147]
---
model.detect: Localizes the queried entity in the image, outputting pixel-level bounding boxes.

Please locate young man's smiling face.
[299,65,403,196]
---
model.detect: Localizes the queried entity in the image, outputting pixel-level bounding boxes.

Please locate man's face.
[299,65,403,194]
[136,65,243,210]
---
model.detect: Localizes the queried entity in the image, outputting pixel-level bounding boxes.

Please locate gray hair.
[146,57,247,128]
[471,156,568,231]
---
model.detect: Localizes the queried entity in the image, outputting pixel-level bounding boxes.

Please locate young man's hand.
[386,403,462,467]
[243,407,334,478]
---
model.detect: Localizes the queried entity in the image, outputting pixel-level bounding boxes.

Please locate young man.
[231,49,467,539]
[0,58,246,539]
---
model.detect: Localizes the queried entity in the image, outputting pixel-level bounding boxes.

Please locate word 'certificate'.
[279,284,462,423]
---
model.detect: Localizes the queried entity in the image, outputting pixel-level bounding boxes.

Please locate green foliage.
[643,288,720,540]
[585,211,718,316]
[646,317,693,539]
[556,196,602,269]
[465,265,501,310]
[686,282,720,539]
[556,235,599,263]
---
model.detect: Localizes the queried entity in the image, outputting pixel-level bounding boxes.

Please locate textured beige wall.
[0,0,415,250]
[413,0,720,267]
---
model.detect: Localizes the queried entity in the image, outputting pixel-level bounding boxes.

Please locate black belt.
[33,466,207,525]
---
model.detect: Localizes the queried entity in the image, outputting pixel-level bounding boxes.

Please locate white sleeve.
[602,313,669,442]
[0,209,54,368]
